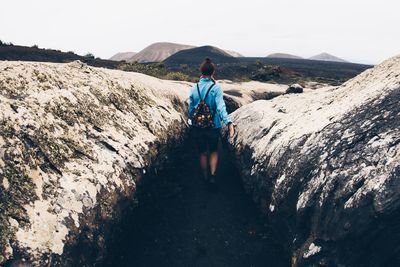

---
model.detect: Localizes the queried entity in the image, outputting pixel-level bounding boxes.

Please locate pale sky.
[1,0,399,64]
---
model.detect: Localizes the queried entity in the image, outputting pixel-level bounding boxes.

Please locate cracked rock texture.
[0,61,190,265]
[225,56,400,266]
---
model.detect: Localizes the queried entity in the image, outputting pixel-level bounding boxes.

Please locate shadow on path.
[103,137,289,267]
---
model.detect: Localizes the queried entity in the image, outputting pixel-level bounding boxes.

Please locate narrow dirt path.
[103,138,289,267]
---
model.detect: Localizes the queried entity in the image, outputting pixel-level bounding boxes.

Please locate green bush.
[1,41,13,46]
[255,60,263,67]
[119,62,195,82]
[84,53,95,59]
[180,64,189,70]
[163,72,190,81]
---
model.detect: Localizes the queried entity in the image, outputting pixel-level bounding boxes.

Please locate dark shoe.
[208,174,218,192]
[201,173,210,188]
[209,175,216,184]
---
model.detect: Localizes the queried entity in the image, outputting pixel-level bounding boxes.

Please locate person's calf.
[199,152,209,180]
[209,151,218,176]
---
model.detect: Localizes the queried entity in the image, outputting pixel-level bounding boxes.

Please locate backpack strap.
[196,83,203,101]
[205,82,217,118]
[197,81,216,101]
[204,82,216,101]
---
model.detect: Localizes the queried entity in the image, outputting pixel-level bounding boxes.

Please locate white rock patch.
[2,178,10,190]
[303,243,321,258]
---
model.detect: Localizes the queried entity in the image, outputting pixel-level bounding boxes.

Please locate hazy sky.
[1,0,399,64]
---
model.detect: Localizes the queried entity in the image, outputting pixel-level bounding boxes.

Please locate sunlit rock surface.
[220,80,289,113]
[225,56,400,266]
[0,61,190,265]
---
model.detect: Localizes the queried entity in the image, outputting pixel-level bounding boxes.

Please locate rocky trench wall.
[223,56,400,267]
[0,61,191,265]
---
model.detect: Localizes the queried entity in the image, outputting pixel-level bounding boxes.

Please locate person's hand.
[228,123,235,139]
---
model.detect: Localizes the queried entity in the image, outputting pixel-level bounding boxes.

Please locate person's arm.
[215,85,232,125]
[188,87,195,118]
[215,85,235,138]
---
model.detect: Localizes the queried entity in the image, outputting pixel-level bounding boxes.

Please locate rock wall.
[0,61,191,265]
[224,56,400,266]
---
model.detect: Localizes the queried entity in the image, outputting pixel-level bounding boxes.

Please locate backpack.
[192,82,216,129]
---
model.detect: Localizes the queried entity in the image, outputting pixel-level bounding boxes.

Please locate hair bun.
[200,58,215,76]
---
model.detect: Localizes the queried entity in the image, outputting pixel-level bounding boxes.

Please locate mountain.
[109,52,137,61]
[163,45,239,65]
[225,49,244,57]
[267,53,303,59]
[127,42,195,63]
[309,52,348,63]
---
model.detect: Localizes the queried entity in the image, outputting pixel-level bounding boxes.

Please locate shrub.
[255,60,263,67]
[154,62,165,69]
[119,62,194,81]
[1,41,13,46]
[163,72,190,81]
[84,53,95,59]
[180,64,189,70]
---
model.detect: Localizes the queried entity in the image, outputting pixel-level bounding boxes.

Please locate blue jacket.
[188,78,231,128]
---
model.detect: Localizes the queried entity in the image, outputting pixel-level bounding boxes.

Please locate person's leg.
[199,152,208,179]
[194,129,209,180]
[209,151,218,176]
[207,129,220,181]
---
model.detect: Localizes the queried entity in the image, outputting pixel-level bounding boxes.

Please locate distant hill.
[267,53,303,59]
[128,42,195,63]
[163,45,239,65]
[309,52,348,63]
[0,43,120,69]
[225,49,244,57]
[109,52,137,61]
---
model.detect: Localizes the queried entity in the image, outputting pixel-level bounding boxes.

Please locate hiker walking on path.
[188,58,235,186]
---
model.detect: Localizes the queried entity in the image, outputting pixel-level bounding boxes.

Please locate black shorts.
[191,128,220,153]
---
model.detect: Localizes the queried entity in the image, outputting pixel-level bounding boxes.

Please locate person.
[188,58,235,186]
